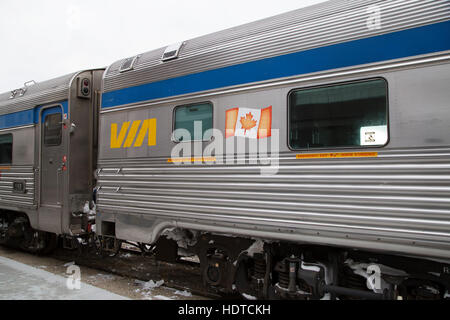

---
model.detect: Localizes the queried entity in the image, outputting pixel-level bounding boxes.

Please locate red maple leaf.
[240,112,257,135]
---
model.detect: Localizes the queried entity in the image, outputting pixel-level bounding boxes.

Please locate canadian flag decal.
[226,106,272,139]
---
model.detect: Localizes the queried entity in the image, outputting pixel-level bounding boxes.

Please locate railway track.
[49,244,232,300]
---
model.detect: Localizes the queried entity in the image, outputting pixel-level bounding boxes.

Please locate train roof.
[0,72,77,116]
[103,0,450,96]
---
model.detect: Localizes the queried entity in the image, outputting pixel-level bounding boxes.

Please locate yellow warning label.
[296,152,378,159]
[168,157,217,163]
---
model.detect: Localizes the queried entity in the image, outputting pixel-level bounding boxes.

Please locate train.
[1,0,450,300]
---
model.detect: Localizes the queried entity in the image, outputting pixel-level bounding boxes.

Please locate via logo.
[111,119,157,149]
[66,264,81,290]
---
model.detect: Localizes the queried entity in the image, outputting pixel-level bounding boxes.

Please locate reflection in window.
[44,113,62,146]
[289,79,388,150]
[174,103,213,142]
[0,134,12,164]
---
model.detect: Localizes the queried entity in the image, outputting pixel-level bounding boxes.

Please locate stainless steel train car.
[2,0,450,300]
[0,70,104,252]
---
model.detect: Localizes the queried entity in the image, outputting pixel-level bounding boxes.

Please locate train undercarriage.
[166,230,450,300]
[1,210,450,300]
[0,211,57,254]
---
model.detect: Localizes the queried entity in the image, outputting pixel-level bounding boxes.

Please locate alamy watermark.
[366,264,382,291]
[66,5,81,31]
[366,4,382,30]
[170,122,280,176]
[66,264,81,290]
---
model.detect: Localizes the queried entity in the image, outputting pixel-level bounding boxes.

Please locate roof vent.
[24,80,36,87]
[119,55,139,73]
[9,89,18,99]
[161,42,185,62]
[9,80,36,99]
[18,87,27,97]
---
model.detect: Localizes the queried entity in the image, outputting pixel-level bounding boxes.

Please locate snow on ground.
[0,256,128,300]
[242,293,257,300]
[134,279,194,300]
[134,279,170,300]
[174,290,193,297]
[136,279,165,290]
[63,261,76,267]
[88,273,116,281]
[0,245,206,300]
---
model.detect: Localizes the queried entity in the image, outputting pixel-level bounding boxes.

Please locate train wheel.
[38,232,58,255]
[21,230,58,255]
[18,230,55,254]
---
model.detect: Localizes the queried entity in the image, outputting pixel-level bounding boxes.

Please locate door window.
[44,113,62,146]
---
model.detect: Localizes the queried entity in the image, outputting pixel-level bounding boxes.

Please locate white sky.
[0,0,327,93]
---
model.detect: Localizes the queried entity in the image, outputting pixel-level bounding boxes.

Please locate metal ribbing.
[0,167,36,208]
[96,147,450,258]
[103,0,450,93]
[0,73,76,116]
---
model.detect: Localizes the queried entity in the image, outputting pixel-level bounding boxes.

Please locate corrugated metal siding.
[0,167,36,208]
[0,73,76,116]
[96,147,450,258]
[103,0,450,93]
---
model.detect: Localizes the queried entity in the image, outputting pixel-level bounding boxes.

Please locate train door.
[39,105,65,232]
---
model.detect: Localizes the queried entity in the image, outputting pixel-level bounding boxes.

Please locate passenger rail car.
[2,0,450,299]
[0,70,104,252]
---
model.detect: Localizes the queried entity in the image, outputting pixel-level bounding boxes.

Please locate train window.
[173,102,213,142]
[44,113,62,146]
[289,79,388,150]
[0,134,12,165]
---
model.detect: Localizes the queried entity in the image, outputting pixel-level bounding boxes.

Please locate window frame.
[161,42,185,62]
[119,55,140,73]
[287,77,390,152]
[43,112,63,147]
[172,101,214,143]
[0,133,13,165]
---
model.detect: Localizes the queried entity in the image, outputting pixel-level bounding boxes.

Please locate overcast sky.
[0,0,327,93]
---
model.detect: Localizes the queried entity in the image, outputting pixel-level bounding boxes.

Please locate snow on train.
[1,0,450,300]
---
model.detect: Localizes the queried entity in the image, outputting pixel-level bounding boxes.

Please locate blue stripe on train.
[0,101,68,130]
[101,20,450,109]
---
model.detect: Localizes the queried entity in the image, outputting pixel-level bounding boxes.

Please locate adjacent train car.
[0,70,104,252]
[96,0,450,299]
[1,0,450,300]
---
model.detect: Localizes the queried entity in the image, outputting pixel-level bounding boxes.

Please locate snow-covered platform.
[0,256,128,300]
